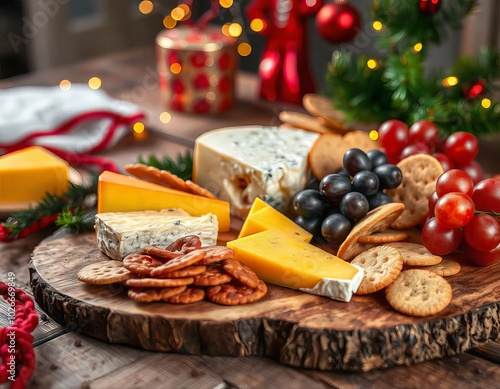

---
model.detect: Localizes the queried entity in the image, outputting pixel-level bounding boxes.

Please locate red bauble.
[418,0,442,15]
[316,1,361,44]
[463,79,485,99]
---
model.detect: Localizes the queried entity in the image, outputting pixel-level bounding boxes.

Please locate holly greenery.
[325,0,499,137]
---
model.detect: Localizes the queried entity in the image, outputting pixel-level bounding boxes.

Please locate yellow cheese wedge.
[97,171,231,231]
[227,229,360,290]
[0,146,69,204]
[238,200,312,242]
[247,197,269,216]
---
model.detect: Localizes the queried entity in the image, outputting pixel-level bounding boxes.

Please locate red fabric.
[0,282,39,388]
[0,110,145,172]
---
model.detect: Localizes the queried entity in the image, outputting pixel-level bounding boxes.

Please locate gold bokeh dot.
[88,77,101,89]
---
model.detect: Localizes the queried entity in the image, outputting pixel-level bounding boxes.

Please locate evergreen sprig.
[137,150,193,181]
[2,173,98,238]
[325,1,499,137]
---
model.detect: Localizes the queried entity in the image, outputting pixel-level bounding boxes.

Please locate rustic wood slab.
[29,233,500,372]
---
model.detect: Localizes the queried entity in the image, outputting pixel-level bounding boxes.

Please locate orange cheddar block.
[227,229,363,301]
[97,171,231,231]
[0,146,69,204]
[238,199,312,242]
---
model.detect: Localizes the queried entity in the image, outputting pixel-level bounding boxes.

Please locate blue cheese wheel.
[193,126,319,219]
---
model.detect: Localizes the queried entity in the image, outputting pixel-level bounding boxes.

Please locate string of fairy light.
[55,1,493,138]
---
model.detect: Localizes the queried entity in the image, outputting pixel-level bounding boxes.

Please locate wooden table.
[1,46,500,389]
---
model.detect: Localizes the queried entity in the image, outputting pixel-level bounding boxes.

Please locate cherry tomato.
[457,160,484,185]
[436,169,474,197]
[464,214,500,252]
[432,152,454,172]
[377,120,409,155]
[434,192,475,229]
[443,131,479,164]
[409,120,440,149]
[472,178,500,213]
[421,217,463,255]
[463,241,500,267]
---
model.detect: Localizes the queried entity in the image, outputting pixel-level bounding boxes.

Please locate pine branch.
[56,208,95,234]
[1,173,98,239]
[137,151,193,181]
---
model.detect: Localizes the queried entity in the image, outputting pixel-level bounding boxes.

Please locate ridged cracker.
[122,253,163,276]
[78,260,132,285]
[386,155,443,229]
[127,285,187,302]
[351,246,404,295]
[405,258,461,277]
[207,280,267,305]
[164,287,206,304]
[150,250,206,276]
[384,242,442,266]
[125,276,194,288]
[125,163,190,192]
[193,265,233,286]
[222,258,260,288]
[337,202,405,261]
[385,269,452,317]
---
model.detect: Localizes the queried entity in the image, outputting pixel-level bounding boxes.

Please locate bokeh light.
[59,79,71,91]
[138,0,153,15]
[250,18,265,32]
[369,130,379,141]
[159,112,172,123]
[163,15,177,29]
[372,21,383,31]
[133,122,145,133]
[88,77,101,89]
[442,76,459,87]
[238,42,252,56]
[367,59,378,69]
[413,43,423,52]
[481,98,492,109]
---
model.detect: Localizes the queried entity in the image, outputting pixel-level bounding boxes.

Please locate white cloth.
[0,85,144,154]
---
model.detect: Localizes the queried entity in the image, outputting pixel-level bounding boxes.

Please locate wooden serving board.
[29,233,500,372]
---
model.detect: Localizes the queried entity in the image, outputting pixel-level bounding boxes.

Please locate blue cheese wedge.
[193,126,319,219]
[95,208,218,260]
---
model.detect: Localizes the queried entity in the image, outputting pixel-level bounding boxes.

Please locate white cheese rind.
[299,265,364,302]
[95,209,218,260]
[193,126,319,219]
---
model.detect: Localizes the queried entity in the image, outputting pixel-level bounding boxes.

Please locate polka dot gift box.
[156,26,237,114]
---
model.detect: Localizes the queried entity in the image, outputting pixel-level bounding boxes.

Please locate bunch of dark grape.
[422,170,500,266]
[293,148,402,246]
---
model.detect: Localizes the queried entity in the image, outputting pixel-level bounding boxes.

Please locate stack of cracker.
[78,235,267,306]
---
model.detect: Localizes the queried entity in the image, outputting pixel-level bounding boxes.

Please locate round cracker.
[337,202,405,261]
[351,246,404,295]
[302,93,350,133]
[164,287,206,304]
[384,242,442,266]
[385,269,452,317]
[185,180,216,198]
[78,260,132,285]
[405,258,461,277]
[342,131,379,153]
[357,229,408,244]
[308,133,345,179]
[278,111,331,134]
[386,154,444,229]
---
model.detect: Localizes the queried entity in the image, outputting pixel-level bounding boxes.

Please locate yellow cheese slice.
[0,146,69,204]
[238,200,312,242]
[227,229,359,290]
[97,171,231,231]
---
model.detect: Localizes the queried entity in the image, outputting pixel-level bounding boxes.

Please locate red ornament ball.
[419,0,442,15]
[464,79,485,99]
[316,2,361,44]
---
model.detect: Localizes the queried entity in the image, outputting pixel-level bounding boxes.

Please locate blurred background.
[0,0,498,85]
